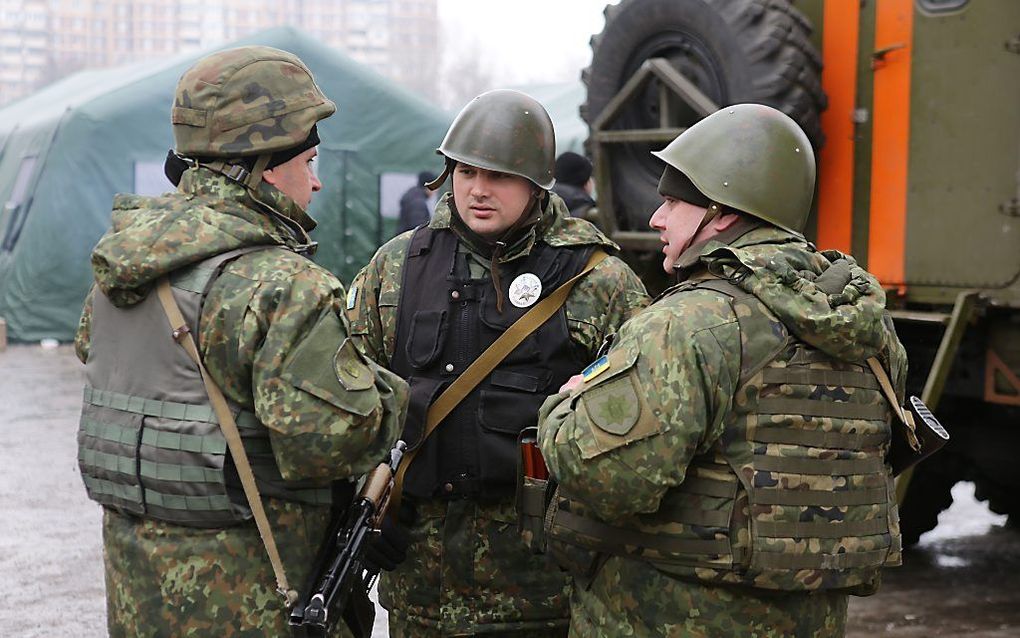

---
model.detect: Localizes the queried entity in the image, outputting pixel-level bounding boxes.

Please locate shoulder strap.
[867,357,920,451]
[390,249,610,510]
[155,278,298,607]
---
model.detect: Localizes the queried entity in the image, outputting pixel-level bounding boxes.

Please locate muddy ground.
[2,343,1017,637]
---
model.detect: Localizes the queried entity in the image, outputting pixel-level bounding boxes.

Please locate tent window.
[2,156,38,251]
[379,172,417,220]
[133,160,174,196]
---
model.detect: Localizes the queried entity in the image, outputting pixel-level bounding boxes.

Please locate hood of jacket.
[91,167,315,307]
[693,225,893,362]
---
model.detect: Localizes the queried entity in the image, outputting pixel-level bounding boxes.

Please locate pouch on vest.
[516,426,555,554]
[543,489,606,587]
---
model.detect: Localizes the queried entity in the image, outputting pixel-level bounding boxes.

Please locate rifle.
[289,440,407,638]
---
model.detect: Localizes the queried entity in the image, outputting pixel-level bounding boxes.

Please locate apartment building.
[0,0,439,106]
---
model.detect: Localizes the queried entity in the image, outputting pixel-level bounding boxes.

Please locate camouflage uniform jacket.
[539,226,908,638]
[75,167,407,637]
[345,192,649,634]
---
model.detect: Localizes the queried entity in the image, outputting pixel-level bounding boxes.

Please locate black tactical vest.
[391,227,592,500]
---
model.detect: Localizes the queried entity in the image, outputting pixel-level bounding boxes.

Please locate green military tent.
[512,81,588,155]
[0,26,449,342]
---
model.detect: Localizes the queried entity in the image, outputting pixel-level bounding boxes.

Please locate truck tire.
[582,0,827,230]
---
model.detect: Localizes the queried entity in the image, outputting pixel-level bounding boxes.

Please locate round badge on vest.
[509,273,542,308]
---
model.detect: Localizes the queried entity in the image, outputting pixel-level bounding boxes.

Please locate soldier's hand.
[559,374,584,393]
[364,499,417,572]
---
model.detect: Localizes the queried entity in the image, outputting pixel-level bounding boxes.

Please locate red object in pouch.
[521,441,549,481]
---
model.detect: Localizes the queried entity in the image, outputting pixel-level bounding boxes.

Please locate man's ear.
[712,211,742,231]
[261,167,278,187]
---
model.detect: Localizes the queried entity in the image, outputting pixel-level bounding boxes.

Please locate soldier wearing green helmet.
[345,89,648,636]
[537,103,908,637]
[74,46,407,636]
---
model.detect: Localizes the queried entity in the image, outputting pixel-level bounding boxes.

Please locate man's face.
[648,197,710,273]
[262,147,321,210]
[452,163,535,239]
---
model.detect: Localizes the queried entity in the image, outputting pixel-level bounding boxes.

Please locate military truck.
[580,0,1020,545]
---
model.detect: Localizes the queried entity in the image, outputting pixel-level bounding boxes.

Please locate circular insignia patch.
[509,273,542,308]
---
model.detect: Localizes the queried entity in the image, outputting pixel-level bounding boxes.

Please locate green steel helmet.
[438,89,556,190]
[171,45,336,158]
[652,103,816,234]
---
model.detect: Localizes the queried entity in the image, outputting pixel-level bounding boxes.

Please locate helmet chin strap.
[673,201,722,270]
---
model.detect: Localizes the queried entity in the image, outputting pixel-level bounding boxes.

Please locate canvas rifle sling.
[156,279,299,607]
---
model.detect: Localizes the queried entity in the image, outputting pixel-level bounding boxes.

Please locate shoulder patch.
[584,377,640,436]
[581,356,610,383]
[346,284,358,311]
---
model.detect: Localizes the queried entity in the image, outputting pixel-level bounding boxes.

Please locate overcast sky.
[437,0,614,86]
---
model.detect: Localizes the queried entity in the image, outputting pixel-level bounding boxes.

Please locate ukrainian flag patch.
[581,355,610,383]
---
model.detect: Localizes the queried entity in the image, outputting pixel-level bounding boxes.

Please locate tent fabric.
[511,81,587,155]
[0,27,449,342]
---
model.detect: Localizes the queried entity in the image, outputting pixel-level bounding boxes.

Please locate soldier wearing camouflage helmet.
[74,45,407,636]
[344,89,649,636]
[537,103,908,637]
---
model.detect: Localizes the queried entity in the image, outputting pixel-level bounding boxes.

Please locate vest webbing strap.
[83,386,261,429]
[554,509,730,555]
[755,487,890,507]
[80,448,136,477]
[756,517,889,539]
[754,454,885,475]
[754,546,891,570]
[751,427,888,450]
[762,367,880,390]
[758,397,889,420]
[155,279,298,607]
[80,417,144,447]
[679,475,738,499]
[390,249,609,511]
[81,474,142,505]
[144,489,233,512]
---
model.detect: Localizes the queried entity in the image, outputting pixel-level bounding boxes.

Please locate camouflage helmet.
[652,103,816,234]
[437,89,556,190]
[171,46,336,158]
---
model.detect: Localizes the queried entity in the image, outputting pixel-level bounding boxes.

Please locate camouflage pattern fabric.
[345,192,649,634]
[538,226,907,637]
[171,45,336,158]
[76,166,407,636]
[568,555,847,638]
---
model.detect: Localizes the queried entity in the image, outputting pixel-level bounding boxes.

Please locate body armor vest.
[548,278,901,592]
[392,227,591,500]
[77,248,332,528]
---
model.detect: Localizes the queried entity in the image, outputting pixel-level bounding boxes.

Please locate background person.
[551,151,595,218]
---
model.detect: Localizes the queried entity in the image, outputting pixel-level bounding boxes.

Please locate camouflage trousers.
[102,505,350,638]
[379,497,570,636]
[567,555,848,637]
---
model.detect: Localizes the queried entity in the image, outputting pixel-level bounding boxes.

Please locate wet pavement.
[2,343,1018,637]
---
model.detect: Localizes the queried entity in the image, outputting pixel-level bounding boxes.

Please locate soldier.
[74,46,407,637]
[345,89,649,636]
[538,104,909,637]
